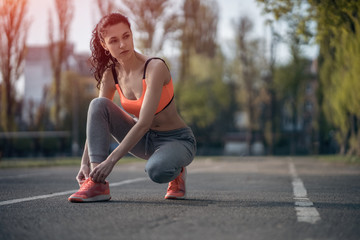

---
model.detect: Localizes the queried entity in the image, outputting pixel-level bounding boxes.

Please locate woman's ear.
[100,40,108,51]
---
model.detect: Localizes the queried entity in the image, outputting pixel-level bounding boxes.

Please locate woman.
[68,13,196,202]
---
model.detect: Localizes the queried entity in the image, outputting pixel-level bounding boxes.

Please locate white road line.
[289,159,321,224]
[109,177,147,187]
[0,177,147,207]
[0,165,215,207]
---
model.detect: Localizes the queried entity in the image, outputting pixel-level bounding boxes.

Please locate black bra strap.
[142,57,170,79]
[155,95,174,115]
[111,64,119,84]
[111,58,169,84]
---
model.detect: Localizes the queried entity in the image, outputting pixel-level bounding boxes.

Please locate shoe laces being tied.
[80,179,95,191]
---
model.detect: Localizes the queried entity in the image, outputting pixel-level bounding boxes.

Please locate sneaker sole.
[164,193,186,200]
[68,194,111,203]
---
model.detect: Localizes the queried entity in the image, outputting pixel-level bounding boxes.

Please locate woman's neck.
[116,51,144,75]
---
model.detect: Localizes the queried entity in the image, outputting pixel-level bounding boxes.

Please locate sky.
[26,0,318,63]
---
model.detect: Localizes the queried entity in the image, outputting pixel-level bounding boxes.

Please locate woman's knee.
[145,163,178,184]
[89,97,112,113]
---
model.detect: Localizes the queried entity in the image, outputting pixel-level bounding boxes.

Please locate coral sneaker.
[165,167,187,199]
[68,178,111,202]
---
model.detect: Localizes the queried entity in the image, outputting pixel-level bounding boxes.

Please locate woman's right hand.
[76,164,90,186]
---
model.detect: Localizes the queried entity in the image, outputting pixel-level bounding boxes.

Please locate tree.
[122,0,180,55]
[175,0,237,153]
[256,0,360,156]
[179,0,218,82]
[94,0,179,56]
[256,0,313,155]
[260,21,281,155]
[0,0,30,131]
[231,16,267,155]
[255,0,314,43]
[177,51,233,152]
[48,0,74,127]
[316,1,360,155]
[96,0,118,16]
[59,71,97,155]
[273,51,311,154]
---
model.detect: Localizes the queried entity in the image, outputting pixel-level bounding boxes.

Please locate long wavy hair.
[89,13,131,89]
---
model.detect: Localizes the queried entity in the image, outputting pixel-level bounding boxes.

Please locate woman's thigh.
[87,97,150,160]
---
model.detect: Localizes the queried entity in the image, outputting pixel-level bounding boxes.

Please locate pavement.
[0,156,359,240]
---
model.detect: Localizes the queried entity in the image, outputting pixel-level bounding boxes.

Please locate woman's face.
[101,22,134,61]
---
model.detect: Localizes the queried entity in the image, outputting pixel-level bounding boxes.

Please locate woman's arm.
[81,140,90,166]
[99,68,117,99]
[75,68,116,184]
[75,140,91,185]
[90,60,170,182]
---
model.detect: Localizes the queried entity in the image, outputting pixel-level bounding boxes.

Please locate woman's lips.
[120,50,129,55]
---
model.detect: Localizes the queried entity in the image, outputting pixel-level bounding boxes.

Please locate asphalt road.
[0,157,359,240]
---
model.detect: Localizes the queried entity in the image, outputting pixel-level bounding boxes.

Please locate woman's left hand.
[90,159,116,183]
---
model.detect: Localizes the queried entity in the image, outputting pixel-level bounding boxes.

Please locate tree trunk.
[357,117,360,157]
[54,68,61,127]
[1,71,14,131]
[290,101,297,155]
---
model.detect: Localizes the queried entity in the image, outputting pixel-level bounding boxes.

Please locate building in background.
[21,44,94,124]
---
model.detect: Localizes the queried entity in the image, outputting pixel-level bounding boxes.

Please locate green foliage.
[273,49,313,154]
[256,0,295,20]
[175,0,233,150]
[60,71,96,147]
[317,154,360,165]
[177,52,230,129]
[256,0,315,44]
[274,56,309,103]
[257,0,360,155]
[176,51,234,151]
[179,0,219,82]
[315,1,360,155]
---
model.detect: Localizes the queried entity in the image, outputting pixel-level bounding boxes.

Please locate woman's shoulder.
[101,65,117,84]
[145,58,170,75]
[144,58,171,86]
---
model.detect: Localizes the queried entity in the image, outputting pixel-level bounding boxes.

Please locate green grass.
[316,154,360,164]
[0,156,143,169]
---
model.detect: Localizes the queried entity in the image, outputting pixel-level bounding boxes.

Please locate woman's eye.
[123,35,129,39]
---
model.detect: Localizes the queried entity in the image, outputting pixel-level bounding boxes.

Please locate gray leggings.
[86,97,196,183]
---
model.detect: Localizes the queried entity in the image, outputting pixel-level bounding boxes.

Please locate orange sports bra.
[111,58,174,118]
